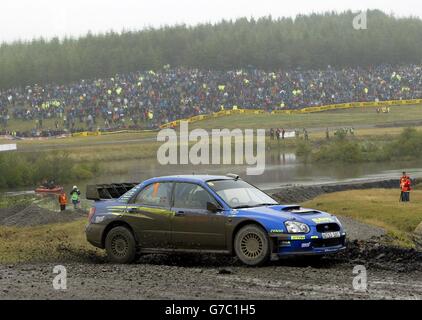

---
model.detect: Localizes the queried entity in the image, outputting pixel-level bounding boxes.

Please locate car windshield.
[207,179,278,208]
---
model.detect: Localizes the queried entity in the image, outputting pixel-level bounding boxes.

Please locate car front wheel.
[234,224,270,266]
[105,226,137,264]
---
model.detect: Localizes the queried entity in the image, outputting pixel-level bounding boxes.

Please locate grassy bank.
[0,219,104,264]
[0,195,33,209]
[3,104,422,135]
[5,105,422,163]
[304,189,422,247]
[0,151,100,189]
[294,127,422,163]
[191,105,422,130]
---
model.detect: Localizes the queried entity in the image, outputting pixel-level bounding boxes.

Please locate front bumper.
[271,233,347,256]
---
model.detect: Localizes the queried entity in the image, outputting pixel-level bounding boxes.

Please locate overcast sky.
[1,0,421,43]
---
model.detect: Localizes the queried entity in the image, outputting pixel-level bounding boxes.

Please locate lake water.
[82,152,422,191]
[5,149,421,197]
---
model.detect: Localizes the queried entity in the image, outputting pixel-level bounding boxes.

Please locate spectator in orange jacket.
[400,175,412,202]
[58,191,67,211]
[400,172,408,202]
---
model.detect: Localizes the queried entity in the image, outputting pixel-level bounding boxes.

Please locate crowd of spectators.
[1,64,422,136]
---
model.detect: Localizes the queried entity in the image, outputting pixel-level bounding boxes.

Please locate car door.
[125,181,174,249]
[170,182,227,251]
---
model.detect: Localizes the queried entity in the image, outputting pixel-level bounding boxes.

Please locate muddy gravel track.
[1,208,421,300]
[0,220,421,300]
[1,258,421,300]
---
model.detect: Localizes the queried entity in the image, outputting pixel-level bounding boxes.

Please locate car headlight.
[285,221,310,234]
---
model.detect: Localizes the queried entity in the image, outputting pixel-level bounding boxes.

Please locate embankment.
[272,178,415,203]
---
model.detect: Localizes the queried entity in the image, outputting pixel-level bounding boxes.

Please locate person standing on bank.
[70,186,81,209]
[401,176,412,202]
[58,191,67,211]
[400,172,411,202]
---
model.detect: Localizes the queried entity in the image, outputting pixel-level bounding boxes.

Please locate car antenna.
[226,173,240,180]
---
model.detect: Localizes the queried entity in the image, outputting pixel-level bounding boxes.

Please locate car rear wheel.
[105,226,137,264]
[234,224,270,266]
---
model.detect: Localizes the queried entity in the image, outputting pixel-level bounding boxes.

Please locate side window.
[135,182,172,207]
[174,183,218,210]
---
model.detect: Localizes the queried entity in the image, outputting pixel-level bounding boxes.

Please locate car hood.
[233,205,338,226]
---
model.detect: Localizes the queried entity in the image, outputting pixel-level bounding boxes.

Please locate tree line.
[1,10,422,89]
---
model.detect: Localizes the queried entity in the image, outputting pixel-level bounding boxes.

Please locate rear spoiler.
[86,182,139,200]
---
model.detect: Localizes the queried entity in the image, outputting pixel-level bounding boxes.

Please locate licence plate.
[322,231,341,239]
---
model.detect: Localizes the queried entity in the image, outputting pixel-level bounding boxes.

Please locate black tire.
[105,226,137,264]
[234,224,270,266]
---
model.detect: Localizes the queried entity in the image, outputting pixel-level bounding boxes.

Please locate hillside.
[1,10,422,88]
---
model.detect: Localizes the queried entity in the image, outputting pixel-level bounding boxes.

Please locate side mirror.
[207,202,222,213]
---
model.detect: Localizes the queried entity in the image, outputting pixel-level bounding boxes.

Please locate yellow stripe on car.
[109,212,153,220]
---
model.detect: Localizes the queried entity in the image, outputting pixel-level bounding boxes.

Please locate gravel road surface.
[0,217,420,300]
[1,259,421,300]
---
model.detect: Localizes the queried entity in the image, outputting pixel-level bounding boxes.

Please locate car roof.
[143,175,234,184]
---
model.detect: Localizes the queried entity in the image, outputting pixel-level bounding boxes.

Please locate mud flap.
[270,237,279,261]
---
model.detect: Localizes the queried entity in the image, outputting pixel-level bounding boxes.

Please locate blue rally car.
[86,175,346,266]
